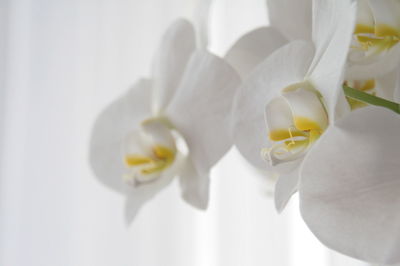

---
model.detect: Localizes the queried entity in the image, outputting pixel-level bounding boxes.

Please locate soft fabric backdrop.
[0,0,370,265]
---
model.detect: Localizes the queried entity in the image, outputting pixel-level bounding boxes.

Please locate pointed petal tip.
[124,199,142,227]
[274,198,285,214]
[179,160,210,211]
[274,170,300,213]
[182,191,209,210]
[152,18,196,112]
[274,189,291,214]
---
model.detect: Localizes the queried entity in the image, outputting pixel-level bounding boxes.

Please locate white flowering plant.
[89,0,400,264]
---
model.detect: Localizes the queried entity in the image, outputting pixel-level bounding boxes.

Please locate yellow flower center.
[268,117,323,156]
[354,23,400,55]
[262,85,328,165]
[122,117,178,186]
[125,145,176,175]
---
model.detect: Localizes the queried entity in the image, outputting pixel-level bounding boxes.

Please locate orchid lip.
[352,23,400,58]
[125,145,176,174]
[123,144,176,187]
[122,117,178,187]
[263,83,328,166]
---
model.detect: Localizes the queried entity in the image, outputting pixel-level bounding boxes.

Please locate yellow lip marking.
[269,128,307,141]
[375,24,400,38]
[268,117,323,155]
[354,23,400,53]
[354,24,375,35]
[125,155,153,166]
[293,116,322,132]
[124,145,176,175]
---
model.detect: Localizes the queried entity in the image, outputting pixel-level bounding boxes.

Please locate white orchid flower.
[232,0,357,211]
[298,7,400,263]
[224,0,312,79]
[341,4,400,128]
[346,0,400,80]
[256,1,400,263]
[89,19,240,223]
[338,0,400,110]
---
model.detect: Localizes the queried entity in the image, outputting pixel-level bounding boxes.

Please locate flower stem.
[343,85,400,114]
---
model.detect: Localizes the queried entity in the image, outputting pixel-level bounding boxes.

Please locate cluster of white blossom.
[89,0,400,264]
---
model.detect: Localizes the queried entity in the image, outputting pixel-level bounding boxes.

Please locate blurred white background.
[0,0,370,265]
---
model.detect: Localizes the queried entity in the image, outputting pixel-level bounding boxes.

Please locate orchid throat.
[353,23,400,57]
[262,82,328,166]
[123,117,178,187]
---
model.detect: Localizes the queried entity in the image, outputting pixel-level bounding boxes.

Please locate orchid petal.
[308,0,357,120]
[233,40,314,169]
[152,19,196,114]
[266,0,312,41]
[300,106,400,264]
[89,79,152,193]
[179,157,209,209]
[165,50,240,207]
[194,0,213,48]
[225,27,288,78]
[274,168,300,213]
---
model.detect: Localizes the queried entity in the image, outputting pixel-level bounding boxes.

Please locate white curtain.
[0,0,369,265]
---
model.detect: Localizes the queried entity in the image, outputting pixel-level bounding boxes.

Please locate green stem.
[343,85,400,114]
